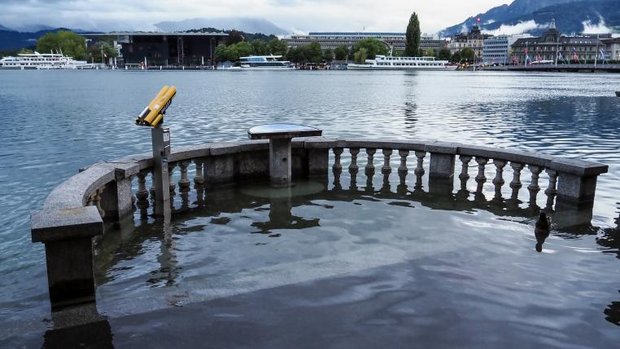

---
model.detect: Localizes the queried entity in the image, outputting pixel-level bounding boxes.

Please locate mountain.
[441,0,619,36]
[155,17,288,36]
[0,29,40,51]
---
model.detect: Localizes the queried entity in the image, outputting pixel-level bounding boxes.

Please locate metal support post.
[151,127,171,217]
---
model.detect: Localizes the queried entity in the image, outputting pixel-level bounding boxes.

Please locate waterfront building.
[482,34,531,65]
[87,32,227,66]
[511,20,605,65]
[601,37,620,61]
[284,32,447,55]
[448,25,491,58]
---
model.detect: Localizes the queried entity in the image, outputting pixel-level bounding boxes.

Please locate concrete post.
[31,206,103,310]
[269,138,292,186]
[307,148,329,176]
[427,143,457,195]
[205,155,235,186]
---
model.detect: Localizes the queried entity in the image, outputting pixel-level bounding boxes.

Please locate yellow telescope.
[136,85,177,127]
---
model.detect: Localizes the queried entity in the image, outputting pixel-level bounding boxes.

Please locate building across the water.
[87,32,227,66]
[482,34,531,65]
[284,32,447,55]
[448,25,491,58]
[511,21,606,65]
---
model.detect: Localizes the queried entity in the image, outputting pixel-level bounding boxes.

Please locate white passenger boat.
[228,55,295,70]
[347,55,457,71]
[0,52,93,70]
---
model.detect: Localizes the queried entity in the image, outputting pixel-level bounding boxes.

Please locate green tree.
[424,48,435,57]
[322,48,333,62]
[405,12,421,57]
[268,38,288,55]
[36,30,87,60]
[251,40,269,55]
[306,42,323,63]
[461,47,475,62]
[451,51,462,63]
[354,47,368,63]
[354,38,388,59]
[334,45,348,60]
[87,41,117,63]
[234,41,253,58]
[437,48,451,61]
[226,30,244,45]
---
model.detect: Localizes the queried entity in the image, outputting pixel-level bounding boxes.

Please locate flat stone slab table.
[248,123,322,186]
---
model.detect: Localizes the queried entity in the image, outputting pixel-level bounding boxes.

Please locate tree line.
[27,13,477,65]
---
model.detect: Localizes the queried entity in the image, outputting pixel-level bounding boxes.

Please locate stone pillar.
[31,206,103,310]
[549,158,608,208]
[556,173,599,207]
[307,148,329,176]
[427,144,456,194]
[269,138,292,186]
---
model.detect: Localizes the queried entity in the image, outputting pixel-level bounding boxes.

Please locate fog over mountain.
[441,0,619,36]
[155,17,288,35]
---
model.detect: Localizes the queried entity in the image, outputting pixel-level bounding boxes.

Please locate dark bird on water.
[534,212,550,253]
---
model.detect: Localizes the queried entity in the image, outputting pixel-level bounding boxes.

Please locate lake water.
[1,70,619,346]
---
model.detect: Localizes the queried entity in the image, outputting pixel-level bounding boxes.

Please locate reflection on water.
[86,167,620,345]
[1,70,620,343]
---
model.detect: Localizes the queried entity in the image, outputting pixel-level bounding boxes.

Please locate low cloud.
[483,20,542,36]
[582,15,612,34]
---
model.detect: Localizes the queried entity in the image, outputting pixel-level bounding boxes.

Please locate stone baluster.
[136,170,150,216]
[397,150,409,195]
[414,151,426,176]
[528,165,542,205]
[509,162,524,200]
[458,155,472,190]
[168,163,177,194]
[475,157,488,193]
[349,148,359,190]
[178,160,191,210]
[194,159,205,207]
[333,147,343,174]
[545,169,558,210]
[398,150,409,176]
[178,161,191,192]
[194,159,204,187]
[492,160,507,200]
[349,148,360,175]
[365,148,376,176]
[382,149,392,175]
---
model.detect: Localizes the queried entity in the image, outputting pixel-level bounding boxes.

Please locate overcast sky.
[0,0,510,33]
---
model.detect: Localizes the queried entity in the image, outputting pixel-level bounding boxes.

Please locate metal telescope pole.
[151,126,171,217]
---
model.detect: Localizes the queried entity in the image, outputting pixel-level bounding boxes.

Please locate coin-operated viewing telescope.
[136,85,177,217]
[136,85,176,127]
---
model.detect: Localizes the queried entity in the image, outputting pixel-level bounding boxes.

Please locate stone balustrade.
[31,137,608,310]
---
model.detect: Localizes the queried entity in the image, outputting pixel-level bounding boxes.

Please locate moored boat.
[0,52,92,70]
[226,55,295,70]
[347,55,457,71]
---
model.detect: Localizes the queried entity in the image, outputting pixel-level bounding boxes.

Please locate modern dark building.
[97,32,227,66]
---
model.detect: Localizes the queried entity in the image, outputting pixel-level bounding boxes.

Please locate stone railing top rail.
[33,137,608,242]
[40,137,610,209]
